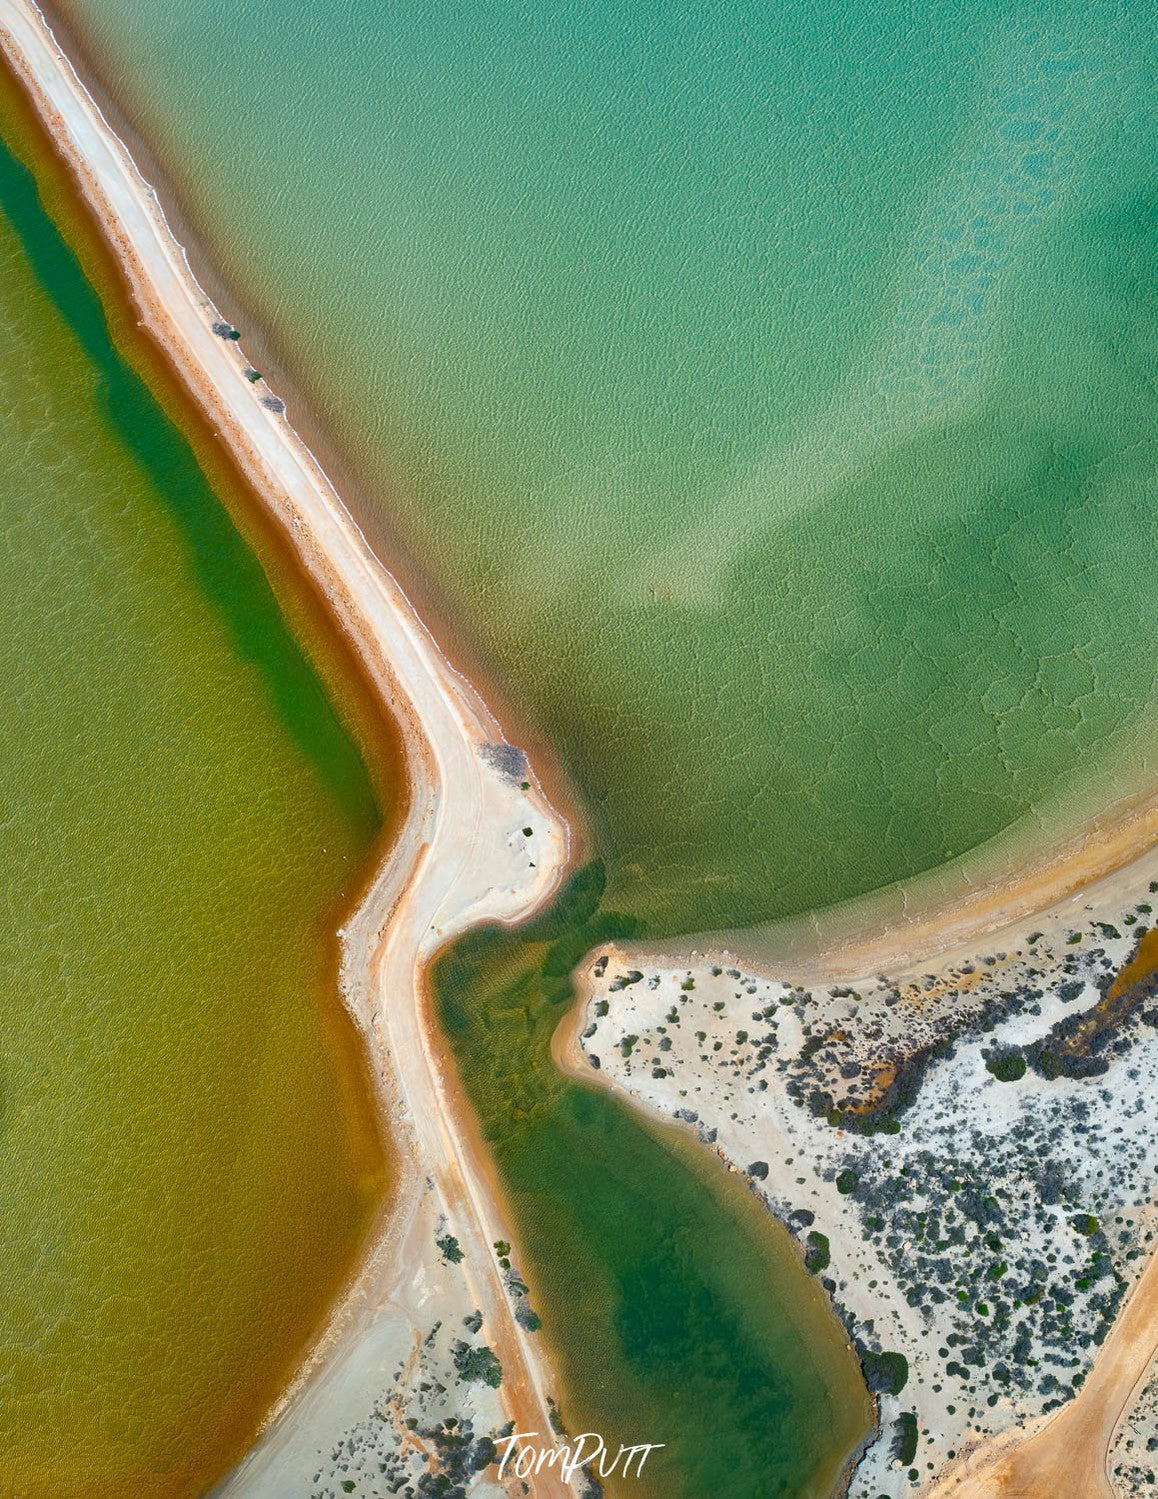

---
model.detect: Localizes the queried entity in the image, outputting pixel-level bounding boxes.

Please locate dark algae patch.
[0,126,376,828]
[433,865,870,1498]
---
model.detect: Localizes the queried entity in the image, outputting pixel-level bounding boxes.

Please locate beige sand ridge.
[0,3,579,1492]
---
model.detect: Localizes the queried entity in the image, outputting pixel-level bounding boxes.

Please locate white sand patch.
[560,851,1158,1497]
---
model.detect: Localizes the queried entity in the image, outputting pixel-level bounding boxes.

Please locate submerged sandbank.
[13,2,1156,1495]
[49,0,1158,947]
[0,10,874,1498]
[0,9,880,1497]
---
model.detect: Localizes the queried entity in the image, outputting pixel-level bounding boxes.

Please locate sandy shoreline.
[0,2,580,1493]
[49,0,588,852]
[8,1,1158,1495]
[559,835,1158,1497]
[651,781,1158,984]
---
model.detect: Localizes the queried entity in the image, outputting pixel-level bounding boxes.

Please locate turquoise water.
[59,0,1158,937]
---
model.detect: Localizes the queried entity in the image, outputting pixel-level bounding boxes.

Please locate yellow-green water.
[0,79,391,1496]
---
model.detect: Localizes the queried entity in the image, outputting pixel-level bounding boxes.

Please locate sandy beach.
[0,2,582,1492]
[697,784,1158,984]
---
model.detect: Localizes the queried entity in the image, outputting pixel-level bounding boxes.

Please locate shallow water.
[433,863,872,1497]
[59,0,1158,937]
[0,82,391,1496]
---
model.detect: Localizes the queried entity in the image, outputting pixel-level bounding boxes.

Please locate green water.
[48,0,1158,1492]
[60,0,1158,935]
[0,95,389,1496]
[434,863,869,1497]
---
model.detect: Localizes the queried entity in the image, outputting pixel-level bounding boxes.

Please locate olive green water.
[46,0,1158,1492]
[0,94,390,1496]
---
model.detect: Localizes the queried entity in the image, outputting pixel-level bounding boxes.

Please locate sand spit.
[701,788,1158,986]
[0,2,579,1492]
[558,842,1158,1498]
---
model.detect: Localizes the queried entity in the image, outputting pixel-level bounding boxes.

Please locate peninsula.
[561,808,1158,1496]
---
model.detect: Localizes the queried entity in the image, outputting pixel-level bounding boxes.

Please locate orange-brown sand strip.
[922,1237,1158,1498]
[0,1,577,1491]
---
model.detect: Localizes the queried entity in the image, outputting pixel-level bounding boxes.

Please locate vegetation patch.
[452,1341,503,1387]
[436,1234,464,1264]
[860,1348,909,1395]
[804,1230,830,1273]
